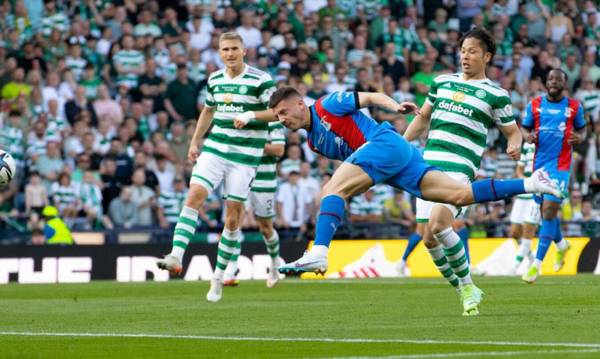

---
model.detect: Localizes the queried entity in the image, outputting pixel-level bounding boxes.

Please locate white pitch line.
[328,348,600,359]
[0,332,599,349]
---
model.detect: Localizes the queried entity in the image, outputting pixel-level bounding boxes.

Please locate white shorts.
[416,172,470,222]
[509,197,541,225]
[190,152,256,202]
[246,191,276,218]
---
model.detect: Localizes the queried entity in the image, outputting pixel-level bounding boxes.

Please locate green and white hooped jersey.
[158,190,188,223]
[251,122,285,193]
[424,73,514,180]
[113,49,145,88]
[516,142,536,199]
[203,64,275,168]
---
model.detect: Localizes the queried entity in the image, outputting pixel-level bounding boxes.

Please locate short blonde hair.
[219,32,244,47]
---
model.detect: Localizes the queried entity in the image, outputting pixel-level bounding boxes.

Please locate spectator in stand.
[280,144,303,178]
[25,172,48,230]
[128,168,156,227]
[276,171,311,230]
[349,188,384,224]
[108,186,137,229]
[383,189,415,230]
[157,175,188,229]
[164,63,198,122]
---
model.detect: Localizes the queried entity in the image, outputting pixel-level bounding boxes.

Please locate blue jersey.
[522,96,585,172]
[306,92,388,161]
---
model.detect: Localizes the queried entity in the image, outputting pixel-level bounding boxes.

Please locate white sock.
[310,245,329,258]
[533,259,542,269]
[434,227,473,285]
[555,238,569,252]
[213,228,242,281]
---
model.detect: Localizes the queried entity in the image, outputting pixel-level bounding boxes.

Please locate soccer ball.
[0,150,16,188]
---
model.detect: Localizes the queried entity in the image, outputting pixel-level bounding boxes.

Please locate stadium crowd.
[1,0,600,241]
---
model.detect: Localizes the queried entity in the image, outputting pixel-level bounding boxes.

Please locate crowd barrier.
[1,237,599,284]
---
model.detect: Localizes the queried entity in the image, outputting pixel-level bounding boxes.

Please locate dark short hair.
[268,86,302,109]
[459,27,496,60]
[548,68,568,82]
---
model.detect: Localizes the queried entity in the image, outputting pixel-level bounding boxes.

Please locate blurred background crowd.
[1,0,600,243]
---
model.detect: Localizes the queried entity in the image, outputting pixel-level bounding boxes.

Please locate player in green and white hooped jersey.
[156,32,275,303]
[509,142,540,275]
[404,28,523,316]
[223,122,286,288]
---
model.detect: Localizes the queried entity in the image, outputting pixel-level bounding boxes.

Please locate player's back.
[306,92,391,161]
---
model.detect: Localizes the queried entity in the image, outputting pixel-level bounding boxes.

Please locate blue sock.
[402,233,422,261]
[535,218,558,261]
[458,227,470,263]
[553,218,563,243]
[471,178,525,202]
[313,195,345,247]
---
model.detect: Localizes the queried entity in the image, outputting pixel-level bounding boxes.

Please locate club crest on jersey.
[564,107,573,118]
[558,122,566,131]
[321,117,332,131]
[239,86,248,95]
[452,91,465,102]
[223,93,234,104]
[475,89,486,99]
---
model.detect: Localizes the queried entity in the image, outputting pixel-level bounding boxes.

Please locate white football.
[0,149,16,188]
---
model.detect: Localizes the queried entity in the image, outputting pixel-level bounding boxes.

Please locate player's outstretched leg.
[279,163,372,275]
[223,240,242,287]
[396,232,422,276]
[420,168,562,207]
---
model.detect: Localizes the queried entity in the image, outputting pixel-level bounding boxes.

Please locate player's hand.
[397,102,420,115]
[525,131,537,144]
[188,144,200,162]
[568,131,585,145]
[506,144,521,160]
[234,111,255,129]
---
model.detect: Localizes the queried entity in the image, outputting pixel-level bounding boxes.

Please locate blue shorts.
[534,169,569,204]
[345,125,435,198]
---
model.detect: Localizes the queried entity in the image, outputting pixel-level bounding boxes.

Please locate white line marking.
[329,348,600,359]
[0,332,599,349]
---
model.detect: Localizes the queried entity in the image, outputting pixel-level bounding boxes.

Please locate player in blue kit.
[521,69,587,283]
[235,87,560,314]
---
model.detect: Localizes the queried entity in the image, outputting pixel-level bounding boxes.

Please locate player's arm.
[264,143,284,157]
[568,105,588,145]
[357,92,419,115]
[495,95,521,160]
[403,101,434,141]
[188,106,215,161]
[498,123,523,160]
[234,109,277,129]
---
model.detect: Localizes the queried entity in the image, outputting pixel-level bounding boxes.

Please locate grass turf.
[1,275,600,358]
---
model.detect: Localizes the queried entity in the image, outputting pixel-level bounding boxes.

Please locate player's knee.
[320,183,347,200]
[429,222,449,237]
[257,219,273,238]
[422,233,438,248]
[448,190,471,207]
[186,185,208,209]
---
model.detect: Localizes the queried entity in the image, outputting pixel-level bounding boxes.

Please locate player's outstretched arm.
[404,101,433,141]
[357,92,419,115]
[498,123,523,160]
[188,106,215,161]
[234,109,277,128]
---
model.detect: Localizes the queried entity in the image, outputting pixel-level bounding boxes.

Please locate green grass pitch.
[1,276,600,358]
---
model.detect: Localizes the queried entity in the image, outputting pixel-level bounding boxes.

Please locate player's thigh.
[222,161,256,203]
[419,170,472,206]
[249,191,276,219]
[322,162,373,199]
[385,145,436,198]
[189,152,227,194]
